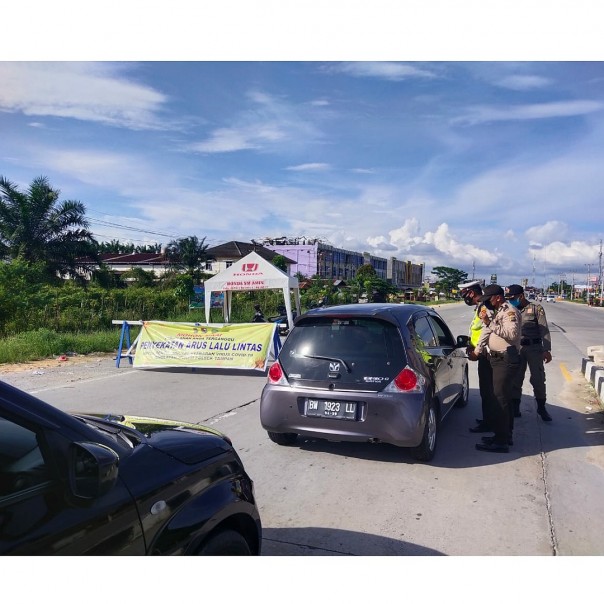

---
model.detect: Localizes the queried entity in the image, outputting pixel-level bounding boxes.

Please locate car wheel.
[267,431,298,445]
[454,366,469,408]
[411,398,438,462]
[196,529,252,555]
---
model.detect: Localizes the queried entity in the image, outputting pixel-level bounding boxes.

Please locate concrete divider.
[582,345,604,406]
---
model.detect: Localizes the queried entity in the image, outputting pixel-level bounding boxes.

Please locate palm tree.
[0,175,98,281]
[165,235,210,278]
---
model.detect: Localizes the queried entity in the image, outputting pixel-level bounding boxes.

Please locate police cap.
[477,284,504,302]
[458,280,482,294]
[505,284,524,298]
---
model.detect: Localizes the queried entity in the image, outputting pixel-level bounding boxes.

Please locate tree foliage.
[0,175,99,282]
[431,266,468,294]
[271,254,287,272]
[165,235,210,278]
[94,240,162,254]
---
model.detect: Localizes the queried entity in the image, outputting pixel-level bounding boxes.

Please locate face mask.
[463,295,474,306]
[508,298,521,308]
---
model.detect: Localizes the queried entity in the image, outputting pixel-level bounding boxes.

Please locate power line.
[87,218,179,239]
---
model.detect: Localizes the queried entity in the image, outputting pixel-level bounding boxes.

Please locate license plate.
[305,398,358,421]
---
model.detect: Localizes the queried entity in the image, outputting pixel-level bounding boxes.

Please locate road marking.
[559,362,573,382]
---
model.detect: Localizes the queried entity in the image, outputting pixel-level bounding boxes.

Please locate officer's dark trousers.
[489,352,520,444]
[510,345,546,401]
[478,354,495,426]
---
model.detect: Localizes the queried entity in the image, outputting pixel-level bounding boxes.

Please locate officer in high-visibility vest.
[505,284,553,421]
[473,284,522,453]
[458,281,495,433]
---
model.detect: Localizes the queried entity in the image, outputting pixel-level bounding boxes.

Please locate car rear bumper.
[260,385,427,447]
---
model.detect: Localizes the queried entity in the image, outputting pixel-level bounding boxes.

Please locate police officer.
[458,281,496,433]
[505,284,553,421]
[473,284,521,453]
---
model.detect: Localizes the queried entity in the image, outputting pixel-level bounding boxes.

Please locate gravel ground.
[0,353,131,393]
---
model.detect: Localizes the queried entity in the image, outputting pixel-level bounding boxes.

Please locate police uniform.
[474,285,521,449]
[459,281,495,432]
[506,284,553,421]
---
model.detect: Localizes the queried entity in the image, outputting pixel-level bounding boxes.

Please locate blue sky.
[2,4,603,290]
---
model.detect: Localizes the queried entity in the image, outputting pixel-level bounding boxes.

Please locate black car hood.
[84,414,233,465]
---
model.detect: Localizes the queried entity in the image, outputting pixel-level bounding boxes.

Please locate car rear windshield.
[279,316,406,389]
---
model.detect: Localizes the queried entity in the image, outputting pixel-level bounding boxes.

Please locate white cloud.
[286,163,330,171]
[350,168,376,174]
[0,62,169,130]
[532,240,602,271]
[331,62,437,81]
[189,127,265,153]
[496,75,552,90]
[453,100,604,125]
[363,219,499,271]
[525,221,569,244]
[189,89,322,154]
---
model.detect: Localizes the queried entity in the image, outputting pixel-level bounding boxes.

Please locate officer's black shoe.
[469,423,493,433]
[482,435,513,446]
[476,442,509,453]
[537,407,552,421]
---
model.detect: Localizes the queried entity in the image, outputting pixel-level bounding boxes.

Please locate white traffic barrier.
[587,345,604,358]
[595,367,604,401]
[582,357,604,406]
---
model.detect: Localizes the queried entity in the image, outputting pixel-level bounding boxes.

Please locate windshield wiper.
[298,353,351,373]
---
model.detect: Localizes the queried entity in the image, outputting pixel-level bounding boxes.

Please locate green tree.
[272,254,287,272]
[165,235,210,279]
[122,267,156,287]
[90,265,125,289]
[355,264,376,282]
[0,176,99,281]
[431,266,468,296]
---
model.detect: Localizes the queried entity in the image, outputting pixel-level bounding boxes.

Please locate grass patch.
[0,328,125,364]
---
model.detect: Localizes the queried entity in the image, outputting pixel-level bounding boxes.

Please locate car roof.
[296,303,432,326]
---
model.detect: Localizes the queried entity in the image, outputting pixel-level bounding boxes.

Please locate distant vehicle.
[260,303,469,462]
[0,380,262,555]
[546,295,556,303]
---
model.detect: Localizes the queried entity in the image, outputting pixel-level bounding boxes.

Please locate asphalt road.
[2,301,604,556]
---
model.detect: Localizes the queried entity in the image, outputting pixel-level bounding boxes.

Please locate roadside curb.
[582,347,604,406]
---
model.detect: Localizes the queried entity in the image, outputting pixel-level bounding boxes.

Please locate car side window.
[0,416,50,499]
[413,316,437,348]
[427,315,455,347]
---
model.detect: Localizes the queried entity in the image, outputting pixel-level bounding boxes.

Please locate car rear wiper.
[297,354,351,373]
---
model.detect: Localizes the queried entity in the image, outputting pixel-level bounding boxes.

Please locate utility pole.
[599,239,603,306]
[585,263,593,303]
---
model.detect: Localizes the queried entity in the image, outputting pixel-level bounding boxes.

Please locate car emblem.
[329,362,340,372]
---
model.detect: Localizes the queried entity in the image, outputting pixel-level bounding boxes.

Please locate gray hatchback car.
[260,303,469,461]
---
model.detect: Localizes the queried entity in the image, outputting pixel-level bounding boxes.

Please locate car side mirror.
[69,442,119,500]
[456,335,470,348]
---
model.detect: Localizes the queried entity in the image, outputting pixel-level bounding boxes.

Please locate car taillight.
[267,361,287,385]
[385,365,425,393]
